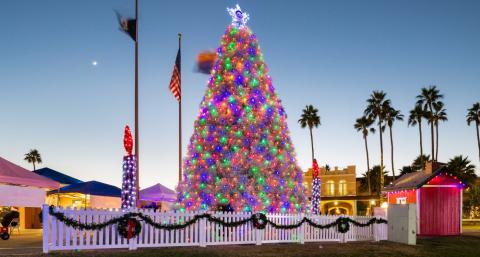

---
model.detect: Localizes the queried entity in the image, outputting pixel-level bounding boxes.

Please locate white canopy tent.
[0,156,59,207]
[0,156,59,229]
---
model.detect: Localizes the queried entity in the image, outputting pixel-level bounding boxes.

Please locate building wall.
[90,196,121,209]
[304,165,358,215]
[320,200,356,215]
[304,165,357,197]
[419,186,461,235]
[387,190,417,204]
[321,166,356,196]
[47,194,120,209]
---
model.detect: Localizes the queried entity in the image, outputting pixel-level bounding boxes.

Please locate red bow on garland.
[127,219,136,239]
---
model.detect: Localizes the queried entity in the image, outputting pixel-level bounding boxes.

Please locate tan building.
[304,165,377,215]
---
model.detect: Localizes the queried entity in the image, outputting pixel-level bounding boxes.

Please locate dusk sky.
[1,0,479,190]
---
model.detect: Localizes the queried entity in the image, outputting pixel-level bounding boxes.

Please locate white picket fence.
[42,204,387,253]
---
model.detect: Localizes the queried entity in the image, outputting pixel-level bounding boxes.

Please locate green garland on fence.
[47,205,387,238]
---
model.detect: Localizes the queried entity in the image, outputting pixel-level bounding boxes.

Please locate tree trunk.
[33,162,36,171]
[435,122,439,161]
[476,122,480,162]
[429,104,435,162]
[389,125,395,180]
[379,121,384,194]
[364,135,371,195]
[309,126,315,162]
[419,120,424,169]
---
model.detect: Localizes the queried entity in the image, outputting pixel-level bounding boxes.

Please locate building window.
[396,197,407,204]
[326,180,335,195]
[339,180,347,195]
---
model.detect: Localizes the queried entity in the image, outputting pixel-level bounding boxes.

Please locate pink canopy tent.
[0,156,59,189]
[140,183,176,202]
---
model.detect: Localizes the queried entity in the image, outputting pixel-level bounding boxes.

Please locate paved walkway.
[0,229,42,256]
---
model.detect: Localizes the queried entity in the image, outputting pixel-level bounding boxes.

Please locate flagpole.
[178,33,182,183]
[134,0,140,207]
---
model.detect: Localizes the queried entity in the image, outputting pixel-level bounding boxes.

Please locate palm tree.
[385,105,404,180]
[298,105,321,162]
[362,165,388,195]
[364,91,390,191]
[399,166,414,176]
[408,104,426,168]
[446,155,477,187]
[431,101,447,161]
[416,85,443,162]
[412,154,431,172]
[466,185,480,219]
[466,102,480,162]
[354,116,375,195]
[24,149,42,171]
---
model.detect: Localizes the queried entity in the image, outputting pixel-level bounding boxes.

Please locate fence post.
[42,204,49,253]
[372,216,379,242]
[298,213,304,244]
[129,208,138,250]
[199,212,206,247]
[255,227,262,245]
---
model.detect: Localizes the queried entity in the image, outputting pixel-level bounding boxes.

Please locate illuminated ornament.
[124,125,133,155]
[227,4,249,29]
[121,125,137,210]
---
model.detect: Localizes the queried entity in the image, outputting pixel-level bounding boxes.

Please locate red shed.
[384,162,464,236]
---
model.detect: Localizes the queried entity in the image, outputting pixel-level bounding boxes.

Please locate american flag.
[169,49,181,101]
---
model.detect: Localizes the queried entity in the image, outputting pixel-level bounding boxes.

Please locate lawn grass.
[43,236,480,257]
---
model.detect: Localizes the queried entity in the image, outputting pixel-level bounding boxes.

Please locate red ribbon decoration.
[127,219,135,239]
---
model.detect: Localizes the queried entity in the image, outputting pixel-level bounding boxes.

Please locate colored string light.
[175,6,305,213]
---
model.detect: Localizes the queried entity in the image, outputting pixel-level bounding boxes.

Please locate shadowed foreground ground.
[34,236,480,257]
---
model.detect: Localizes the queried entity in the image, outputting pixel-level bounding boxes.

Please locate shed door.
[419,187,461,235]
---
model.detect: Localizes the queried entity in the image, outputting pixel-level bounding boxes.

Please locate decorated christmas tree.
[176,5,305,213]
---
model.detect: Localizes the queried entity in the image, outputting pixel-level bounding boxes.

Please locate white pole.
[460,189,463,234]
[416,189,420,235]
[42,204,49,253]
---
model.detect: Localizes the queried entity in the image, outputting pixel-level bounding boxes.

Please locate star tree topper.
[227,4,249,29]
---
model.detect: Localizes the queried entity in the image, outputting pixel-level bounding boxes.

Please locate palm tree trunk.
[309,127,315,161]
[379,121,384,194]
[431,122,435,162]
[476,122,480,162]
[364,135,371,195]
[419,121,424,169]
[389,125,395,180]
[429,105,435,162]
[33,162,36,171]
[419,121,423,156]
[435,122,439,161]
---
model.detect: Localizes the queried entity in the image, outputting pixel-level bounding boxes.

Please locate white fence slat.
[51,207,57,249]
[64,207,71,248]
